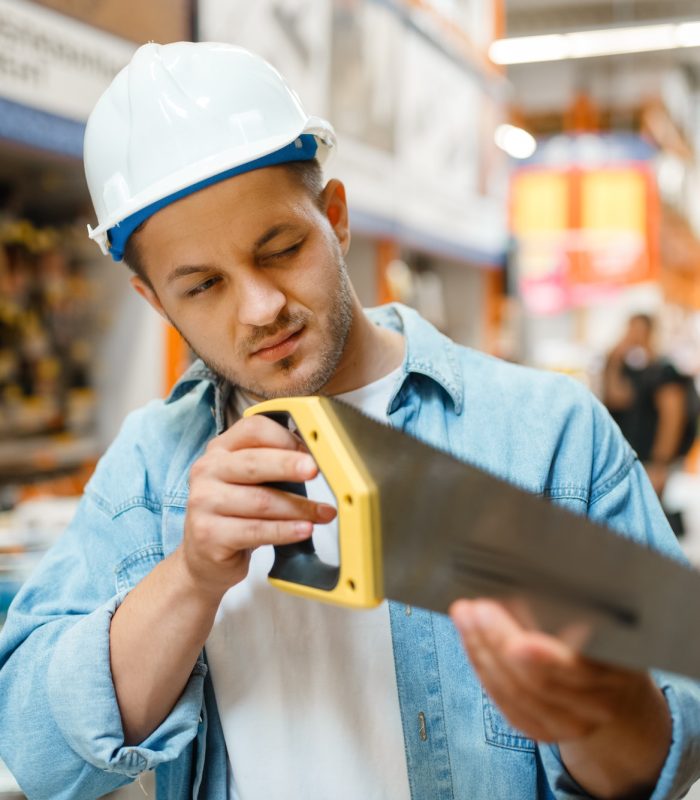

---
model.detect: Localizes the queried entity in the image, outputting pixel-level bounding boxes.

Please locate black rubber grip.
[263,413,339,592]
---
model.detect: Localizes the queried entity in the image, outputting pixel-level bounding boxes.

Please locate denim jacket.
[1,304,699,800]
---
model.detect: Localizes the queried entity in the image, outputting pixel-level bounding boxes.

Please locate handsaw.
[244,396,700,680]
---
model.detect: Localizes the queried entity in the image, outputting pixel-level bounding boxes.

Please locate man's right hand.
[178,413,337,599]
[111,413,336,745]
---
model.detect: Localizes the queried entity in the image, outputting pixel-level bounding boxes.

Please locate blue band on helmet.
[107,134,319,262]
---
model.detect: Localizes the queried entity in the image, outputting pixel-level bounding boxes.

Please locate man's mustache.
[242,310,310,353]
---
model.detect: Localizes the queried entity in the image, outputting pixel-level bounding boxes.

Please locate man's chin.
[196,336,344,399]
[244,379,325,401]
[236,365,334,401]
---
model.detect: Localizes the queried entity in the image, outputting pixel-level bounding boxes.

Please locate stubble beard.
[173,258,355,399]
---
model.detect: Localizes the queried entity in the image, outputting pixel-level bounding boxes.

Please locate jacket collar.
[164,303,463,430]
[165,360,230,433]
[366,303,463,414]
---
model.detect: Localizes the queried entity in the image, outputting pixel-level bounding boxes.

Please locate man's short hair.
[629,313,654,332]
[124,159,325,287]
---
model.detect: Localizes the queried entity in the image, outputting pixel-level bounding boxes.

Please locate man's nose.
[236,273,287,328]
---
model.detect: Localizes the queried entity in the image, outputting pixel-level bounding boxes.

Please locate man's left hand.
[450,599,672,799]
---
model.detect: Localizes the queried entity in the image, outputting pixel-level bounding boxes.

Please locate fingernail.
[317,504,337,522]
[297,455,316,477]
[294,521,312,537]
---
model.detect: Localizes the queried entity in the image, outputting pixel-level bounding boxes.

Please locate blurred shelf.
[392,0,507,87]
[0,434,100,483]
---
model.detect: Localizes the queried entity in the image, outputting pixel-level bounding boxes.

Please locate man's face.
[627,318,652,350]
[131,165,356,399]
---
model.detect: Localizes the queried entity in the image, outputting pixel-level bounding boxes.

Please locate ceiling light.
[677,21,700,48]
[490,22,700,65]
[490,34,569,65]
[495,124,537,159]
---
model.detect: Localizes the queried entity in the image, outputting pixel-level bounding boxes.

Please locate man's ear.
[130,275,168,321]
[322,179,351,255]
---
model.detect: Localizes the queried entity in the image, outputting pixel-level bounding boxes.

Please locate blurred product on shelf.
[0,217,98,487]
[0,212,99,630]
[0,218,96,438]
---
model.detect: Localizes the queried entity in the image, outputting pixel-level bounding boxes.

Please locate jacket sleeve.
[0,485,205,799]
[539,395,700,799]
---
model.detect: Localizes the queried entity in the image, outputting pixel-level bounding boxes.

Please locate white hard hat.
[84,41,336,261]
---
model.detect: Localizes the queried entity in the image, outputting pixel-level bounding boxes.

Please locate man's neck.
[322,306,405,396]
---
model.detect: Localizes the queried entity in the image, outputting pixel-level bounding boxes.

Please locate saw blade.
[327,397,700,679]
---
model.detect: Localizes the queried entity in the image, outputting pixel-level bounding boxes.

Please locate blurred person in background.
[604,313,699,535]
[0,42,699,800]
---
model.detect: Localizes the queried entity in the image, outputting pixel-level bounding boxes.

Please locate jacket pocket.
[115,543,165,594]
[482,690,535,752]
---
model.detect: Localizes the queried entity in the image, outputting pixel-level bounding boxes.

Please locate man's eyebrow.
[166,265,210,285]
[253,223,300,251]
[165,224,302,284]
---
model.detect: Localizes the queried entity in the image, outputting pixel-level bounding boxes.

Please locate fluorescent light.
[490,21,700,65]
[567,24,675,58]
[677,21,700,47]
[495,124,537,159]
[490,34,569,65]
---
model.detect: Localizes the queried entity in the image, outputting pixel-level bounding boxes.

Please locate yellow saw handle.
[244,397,383,609]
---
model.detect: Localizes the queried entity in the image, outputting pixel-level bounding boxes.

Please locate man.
[604,314,697,534]
[0,42,698,800]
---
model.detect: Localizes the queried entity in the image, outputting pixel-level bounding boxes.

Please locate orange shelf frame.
[164,322,190,397]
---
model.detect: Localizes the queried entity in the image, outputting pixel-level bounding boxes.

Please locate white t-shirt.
[206,367,411,800]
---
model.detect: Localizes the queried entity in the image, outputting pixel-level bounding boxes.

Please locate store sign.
[0,0,135,122]
[512,165,659,314]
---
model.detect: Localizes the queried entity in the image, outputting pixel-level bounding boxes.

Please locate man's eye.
[185,277,219,297]
[267,241,303,260]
